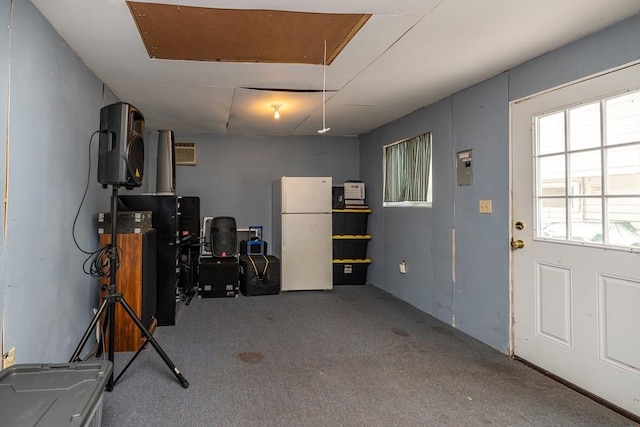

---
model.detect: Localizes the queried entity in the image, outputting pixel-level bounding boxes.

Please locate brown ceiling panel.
[127,2,370,64]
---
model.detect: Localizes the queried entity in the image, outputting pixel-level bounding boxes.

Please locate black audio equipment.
[177,196,200,304]
[119,195,179,326]
[97,102,145,189]
[199,258,239,298]
[239,255,280,296]
[178,196,200,238]
[211,216,237,257]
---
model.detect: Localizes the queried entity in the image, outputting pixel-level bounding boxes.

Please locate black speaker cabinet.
[178,196,200,238]
[211,216,237,257]
[97,102,145,189]
[199,258,238,298]
[119,195,178,326]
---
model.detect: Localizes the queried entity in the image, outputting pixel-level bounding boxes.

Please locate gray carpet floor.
[101,285,635,426]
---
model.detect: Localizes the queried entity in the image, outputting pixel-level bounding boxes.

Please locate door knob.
[511,238,525,249]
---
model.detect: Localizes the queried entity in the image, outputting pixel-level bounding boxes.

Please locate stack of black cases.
[239,255,280,296]
[198,257,239,298]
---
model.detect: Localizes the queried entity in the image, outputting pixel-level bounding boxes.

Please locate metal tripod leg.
[115,296,189,388]
[69,293,189,389]
[113,333,148,384]
[69,295,111,363]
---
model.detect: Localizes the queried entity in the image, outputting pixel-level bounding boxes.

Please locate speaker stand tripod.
[70,187,189,391]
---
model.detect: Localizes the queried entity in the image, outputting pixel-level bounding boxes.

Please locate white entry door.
[511,63,640,416]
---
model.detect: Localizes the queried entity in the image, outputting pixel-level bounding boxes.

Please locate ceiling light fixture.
[272,104,281,119]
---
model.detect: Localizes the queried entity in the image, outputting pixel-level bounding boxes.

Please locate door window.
[535,90,640,249]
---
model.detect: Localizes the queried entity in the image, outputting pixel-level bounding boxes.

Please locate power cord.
[83,244,120,279]
[72,130,119,278]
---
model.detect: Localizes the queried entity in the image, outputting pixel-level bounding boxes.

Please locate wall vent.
[175,142,196,166]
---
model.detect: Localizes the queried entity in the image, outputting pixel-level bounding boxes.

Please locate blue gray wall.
[1,0,637,364]
[174,133,359,245]
[0,0,117,363]
[359,14,640,353]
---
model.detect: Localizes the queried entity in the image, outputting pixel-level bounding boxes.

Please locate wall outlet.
[399,260,407,274]
[479,199,493,214]
[2,347,16,369]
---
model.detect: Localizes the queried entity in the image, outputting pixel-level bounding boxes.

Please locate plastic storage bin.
[0,361,113,427]
[332,235,371,259]
[332,209,371,235]
[333,259,371,285]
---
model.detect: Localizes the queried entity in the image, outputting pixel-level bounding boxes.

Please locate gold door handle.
[511,238,525,249]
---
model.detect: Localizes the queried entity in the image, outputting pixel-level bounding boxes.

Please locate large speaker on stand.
[97,102,145,189]
[211,216,237,257]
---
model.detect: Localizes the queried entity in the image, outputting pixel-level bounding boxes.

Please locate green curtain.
[384,133,431,202]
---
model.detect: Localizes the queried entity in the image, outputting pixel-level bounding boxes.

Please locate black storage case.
[333,259,371,285]
[239,255,280,296]
[199,257,239,298]
[332,235,371,259]
[332,209,371,235]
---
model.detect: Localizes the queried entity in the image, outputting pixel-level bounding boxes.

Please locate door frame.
[509,59,640,355]
[508,60,640,420]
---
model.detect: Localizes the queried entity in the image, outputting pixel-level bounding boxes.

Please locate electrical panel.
[456,149,473,186]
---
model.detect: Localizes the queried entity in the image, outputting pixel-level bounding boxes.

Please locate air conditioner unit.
[175,142,196,166]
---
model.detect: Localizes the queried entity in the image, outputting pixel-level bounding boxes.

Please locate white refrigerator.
[272,176,333,291]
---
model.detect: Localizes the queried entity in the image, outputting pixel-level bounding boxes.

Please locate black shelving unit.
[332,209,372,285]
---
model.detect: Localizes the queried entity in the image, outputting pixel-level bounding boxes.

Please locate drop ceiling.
[128,3,369,64]
[31,0,640,137]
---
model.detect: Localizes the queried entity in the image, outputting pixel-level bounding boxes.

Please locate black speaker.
[211,216,237,257]
[178,196,200,238]
[97,102,145,189]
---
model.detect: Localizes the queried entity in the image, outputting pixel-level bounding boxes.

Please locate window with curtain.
[383,132,433,207]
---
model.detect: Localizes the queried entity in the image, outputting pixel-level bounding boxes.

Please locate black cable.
[82,244,120,279]
[72,130,100,255]
[71,130,121,278]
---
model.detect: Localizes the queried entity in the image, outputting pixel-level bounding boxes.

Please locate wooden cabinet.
[99,230,157,351]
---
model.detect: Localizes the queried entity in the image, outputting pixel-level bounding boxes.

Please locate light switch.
[479,199,492,214]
